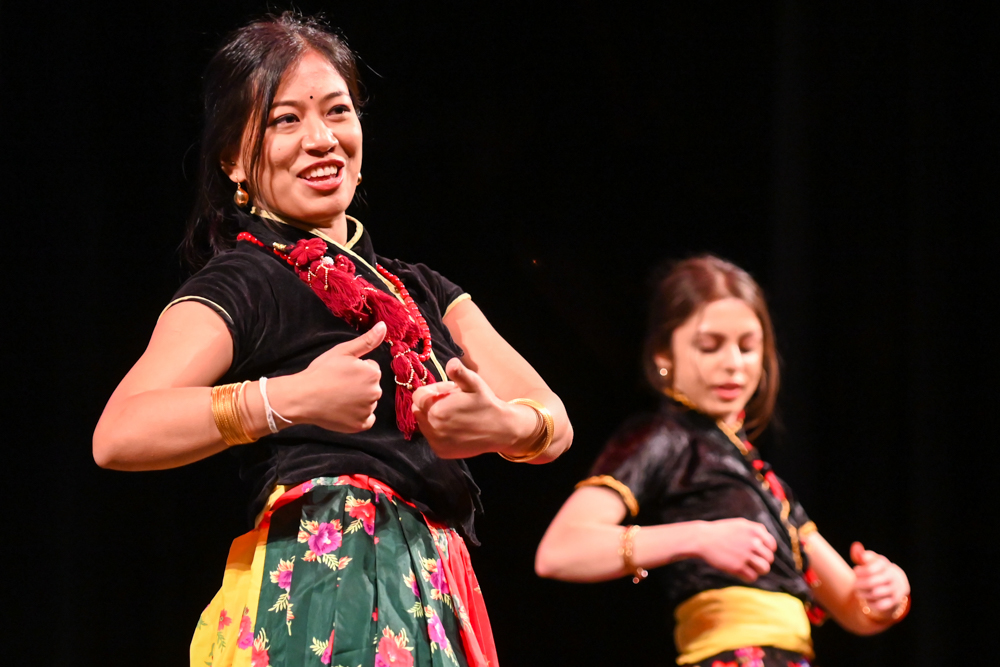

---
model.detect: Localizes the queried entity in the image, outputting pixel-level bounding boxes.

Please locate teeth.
[302,165,340,179]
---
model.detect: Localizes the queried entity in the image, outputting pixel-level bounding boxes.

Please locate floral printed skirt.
[191,474,498,667]
[690,646,813,667]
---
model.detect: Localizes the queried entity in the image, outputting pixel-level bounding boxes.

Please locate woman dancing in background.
[535,256,908,666]
[94,13,571,667]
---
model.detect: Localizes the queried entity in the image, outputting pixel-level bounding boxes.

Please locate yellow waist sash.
[674,587,814,665]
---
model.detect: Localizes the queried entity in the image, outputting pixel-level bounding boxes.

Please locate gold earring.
[356,173,363,186]
[234,182,249,207]
[658,367,670,378]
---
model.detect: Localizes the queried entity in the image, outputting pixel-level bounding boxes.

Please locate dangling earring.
[356,173,363,186]
[658,367,670,378]
[234,182,249,207]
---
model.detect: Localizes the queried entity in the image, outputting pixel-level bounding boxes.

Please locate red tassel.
[240,233,436,438]
[395,383,417,440]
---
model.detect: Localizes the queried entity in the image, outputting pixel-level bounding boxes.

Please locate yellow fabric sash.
[674,587,814,665]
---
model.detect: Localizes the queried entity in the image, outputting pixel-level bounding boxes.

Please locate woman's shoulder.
[374,256,467,313]
[590,407,692,476]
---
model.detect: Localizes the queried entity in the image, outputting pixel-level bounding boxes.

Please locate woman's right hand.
[695,518,777,582]
[271,321,386,432]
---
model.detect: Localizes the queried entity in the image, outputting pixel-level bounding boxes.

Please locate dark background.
[3,1,997,664]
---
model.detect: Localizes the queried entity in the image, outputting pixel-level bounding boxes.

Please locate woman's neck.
[253,207,348,246]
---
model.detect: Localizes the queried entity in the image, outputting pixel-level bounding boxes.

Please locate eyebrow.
[270,90,349,109]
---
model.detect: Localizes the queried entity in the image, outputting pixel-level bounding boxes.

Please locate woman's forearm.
[502,388,573,463]
[536,515,705,582]
[93,382,271,471]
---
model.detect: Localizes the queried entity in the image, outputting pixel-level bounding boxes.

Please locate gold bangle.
[860,594,910,623]
[620,524,648,584]
[499,398,554,462]
[212,382,257,446]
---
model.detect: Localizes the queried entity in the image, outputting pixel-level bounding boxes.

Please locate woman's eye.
[328,104,351,116]
[273,114,298,125]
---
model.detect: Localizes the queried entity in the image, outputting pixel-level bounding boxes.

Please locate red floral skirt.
[190,474,498,667]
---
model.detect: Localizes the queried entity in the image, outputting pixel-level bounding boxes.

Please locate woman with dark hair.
[93,12,571,667]
[535,256,908,666]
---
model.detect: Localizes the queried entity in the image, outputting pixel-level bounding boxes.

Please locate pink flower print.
[308,523,342,556]
[218,609,232,631]
[301,480,315,493]
[237,611,254,649]
[270,558,295,591]
[319,627,335,664]
[427,613,448,647]
[251,644,270,667]
[375,636,414,667]
[734,647,765,667]
[430,561,450,596]
[348,499,376,535]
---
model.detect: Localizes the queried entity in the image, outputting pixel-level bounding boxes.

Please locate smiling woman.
[92,11,572,667]
[535,256,910,666]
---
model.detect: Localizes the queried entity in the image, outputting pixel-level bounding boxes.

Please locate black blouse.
[169,212,483,542]
[589,400,815,611]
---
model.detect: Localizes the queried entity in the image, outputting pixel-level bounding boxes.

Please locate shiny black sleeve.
[580,414,688,519]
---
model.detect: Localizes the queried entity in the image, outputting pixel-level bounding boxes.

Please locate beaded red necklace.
[237,230,435,439]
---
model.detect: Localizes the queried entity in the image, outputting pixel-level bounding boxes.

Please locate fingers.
[850,541,871,566]
[752,536,775,563]
[333,321,387,358]
[756,525,778,553]
[446,358,486,393]
[412,382,458,413]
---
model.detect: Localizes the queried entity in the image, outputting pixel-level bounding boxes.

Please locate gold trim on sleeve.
[159,296,234,325]
[798,521,818,538]
[443,293,472,317]
[576,475,639,517]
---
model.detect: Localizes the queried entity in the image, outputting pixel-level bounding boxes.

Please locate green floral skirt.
[191,475,498,667]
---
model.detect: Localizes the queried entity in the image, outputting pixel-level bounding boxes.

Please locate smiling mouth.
[299,164,341,180]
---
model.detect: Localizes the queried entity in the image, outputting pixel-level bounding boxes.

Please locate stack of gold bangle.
[212,381,258,447]
[499,398,554,462]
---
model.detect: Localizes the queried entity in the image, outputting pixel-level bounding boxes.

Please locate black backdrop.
[3,1,997,664]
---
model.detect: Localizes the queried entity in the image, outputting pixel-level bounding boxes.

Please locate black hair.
[182,11,363,271]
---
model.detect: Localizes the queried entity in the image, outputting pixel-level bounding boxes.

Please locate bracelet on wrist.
[212,381,258,446]
[498,398,554,463]
[620,524,648,584]
[860,593,910,624]
[258,376,294,434]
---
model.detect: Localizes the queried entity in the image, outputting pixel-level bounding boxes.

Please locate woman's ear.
[220,149,247,184]
[653,352,672,374]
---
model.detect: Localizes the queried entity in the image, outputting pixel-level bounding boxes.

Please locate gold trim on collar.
[251,207,363,250]
[250,208,449,381]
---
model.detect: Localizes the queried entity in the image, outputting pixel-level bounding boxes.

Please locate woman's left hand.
[850,541,910,619]
[412,358,535,459]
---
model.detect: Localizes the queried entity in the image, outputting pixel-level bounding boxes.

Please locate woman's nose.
[722,344,743,370]
[302,120,338,153]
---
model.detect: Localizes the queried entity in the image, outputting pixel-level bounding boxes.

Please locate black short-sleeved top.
[168,212,482,542]
[586,400,815,611]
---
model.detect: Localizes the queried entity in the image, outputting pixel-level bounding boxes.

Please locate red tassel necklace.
[237,231,435,439]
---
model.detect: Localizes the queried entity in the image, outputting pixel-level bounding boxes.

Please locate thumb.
[334,321,387,357]
[850,541,867,566]
[447,358,484,393]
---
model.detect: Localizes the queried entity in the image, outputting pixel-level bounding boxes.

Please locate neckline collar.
[250,206,365,251]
